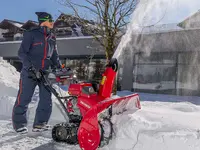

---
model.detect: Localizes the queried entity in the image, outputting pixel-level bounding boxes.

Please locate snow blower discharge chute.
[36,58,141,150]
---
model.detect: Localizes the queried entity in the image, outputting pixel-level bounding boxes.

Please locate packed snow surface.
[0,58,200,150]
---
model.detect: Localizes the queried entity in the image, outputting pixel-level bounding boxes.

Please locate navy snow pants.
[12,69,52,130]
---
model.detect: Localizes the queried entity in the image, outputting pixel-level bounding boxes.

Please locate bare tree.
[56,0,138,94]
[56,0,138,61]
[92,59,105,80]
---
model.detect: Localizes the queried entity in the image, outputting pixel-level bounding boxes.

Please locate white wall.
[0,29,8,39]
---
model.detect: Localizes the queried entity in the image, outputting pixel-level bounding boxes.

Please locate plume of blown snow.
[113,0,200,60]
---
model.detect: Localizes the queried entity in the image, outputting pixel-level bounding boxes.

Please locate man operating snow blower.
[12,12,61,134]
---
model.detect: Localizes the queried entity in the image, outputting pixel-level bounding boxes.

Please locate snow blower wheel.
[99,118,113,148]
[52,122,79,145]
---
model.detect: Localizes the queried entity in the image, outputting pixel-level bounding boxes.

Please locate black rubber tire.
[52,122,79,145]
[52,125,68,142]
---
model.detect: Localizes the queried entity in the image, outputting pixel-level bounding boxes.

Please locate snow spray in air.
[112,0,178,60]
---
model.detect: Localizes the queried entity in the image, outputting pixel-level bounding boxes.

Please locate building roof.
[139,23,183,34]
[0,14,101,39]
[0,13,123,39]
[54,13,100,36]
[21,20,38,30]
[178,10,200,28]
[54,13,95,26]
[0,19,24,29]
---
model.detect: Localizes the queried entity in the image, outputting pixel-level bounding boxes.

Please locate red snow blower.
[37,58,141,150]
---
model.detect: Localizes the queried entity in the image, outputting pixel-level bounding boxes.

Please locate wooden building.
[0,19,24,41]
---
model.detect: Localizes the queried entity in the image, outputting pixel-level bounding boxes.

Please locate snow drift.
[0,58,19,118]
[102,101,200,150]
[0,58,19,97]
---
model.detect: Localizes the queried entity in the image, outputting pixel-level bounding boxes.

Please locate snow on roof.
[132,23,183,34]
[22,20,38,25]
[0,19,24,29]
[178,10,200,28]
[10,22,23,28]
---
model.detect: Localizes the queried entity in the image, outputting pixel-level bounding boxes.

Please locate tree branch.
[56,0,138,59]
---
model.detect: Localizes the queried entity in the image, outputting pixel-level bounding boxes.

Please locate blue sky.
[0,0,199,24]
[0,0,80,22]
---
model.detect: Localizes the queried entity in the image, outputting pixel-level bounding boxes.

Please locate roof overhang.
[178,10,200,28]
[21,20,38,30]
[0,19,24,30]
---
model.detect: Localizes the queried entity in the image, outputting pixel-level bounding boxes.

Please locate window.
[137,52,176,64]
[133,64,176,93]
[133,52,176,94]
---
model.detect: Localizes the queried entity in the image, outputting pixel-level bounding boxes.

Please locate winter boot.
[32,123,51,132]
[16,127,28,134]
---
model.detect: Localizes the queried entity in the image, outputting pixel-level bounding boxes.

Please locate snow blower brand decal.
[101,76,106,85]
[80,101,91,109]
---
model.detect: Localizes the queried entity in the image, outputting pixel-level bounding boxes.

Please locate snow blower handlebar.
[29,67,77,121]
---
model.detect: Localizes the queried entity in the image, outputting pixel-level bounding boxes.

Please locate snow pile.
[0,58,20,118]
[0,96,16,118]
[102,101,200,150]
[0,58,19,97]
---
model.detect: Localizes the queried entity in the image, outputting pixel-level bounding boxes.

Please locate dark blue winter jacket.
[18,26,61,71]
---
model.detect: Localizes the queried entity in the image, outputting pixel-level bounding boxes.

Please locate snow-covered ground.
[0,58,200,150]
[102,101,200,150]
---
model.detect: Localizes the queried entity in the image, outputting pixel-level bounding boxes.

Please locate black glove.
[28,66,42,80]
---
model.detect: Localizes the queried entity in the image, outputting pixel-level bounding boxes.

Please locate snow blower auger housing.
[36,58,141,150]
